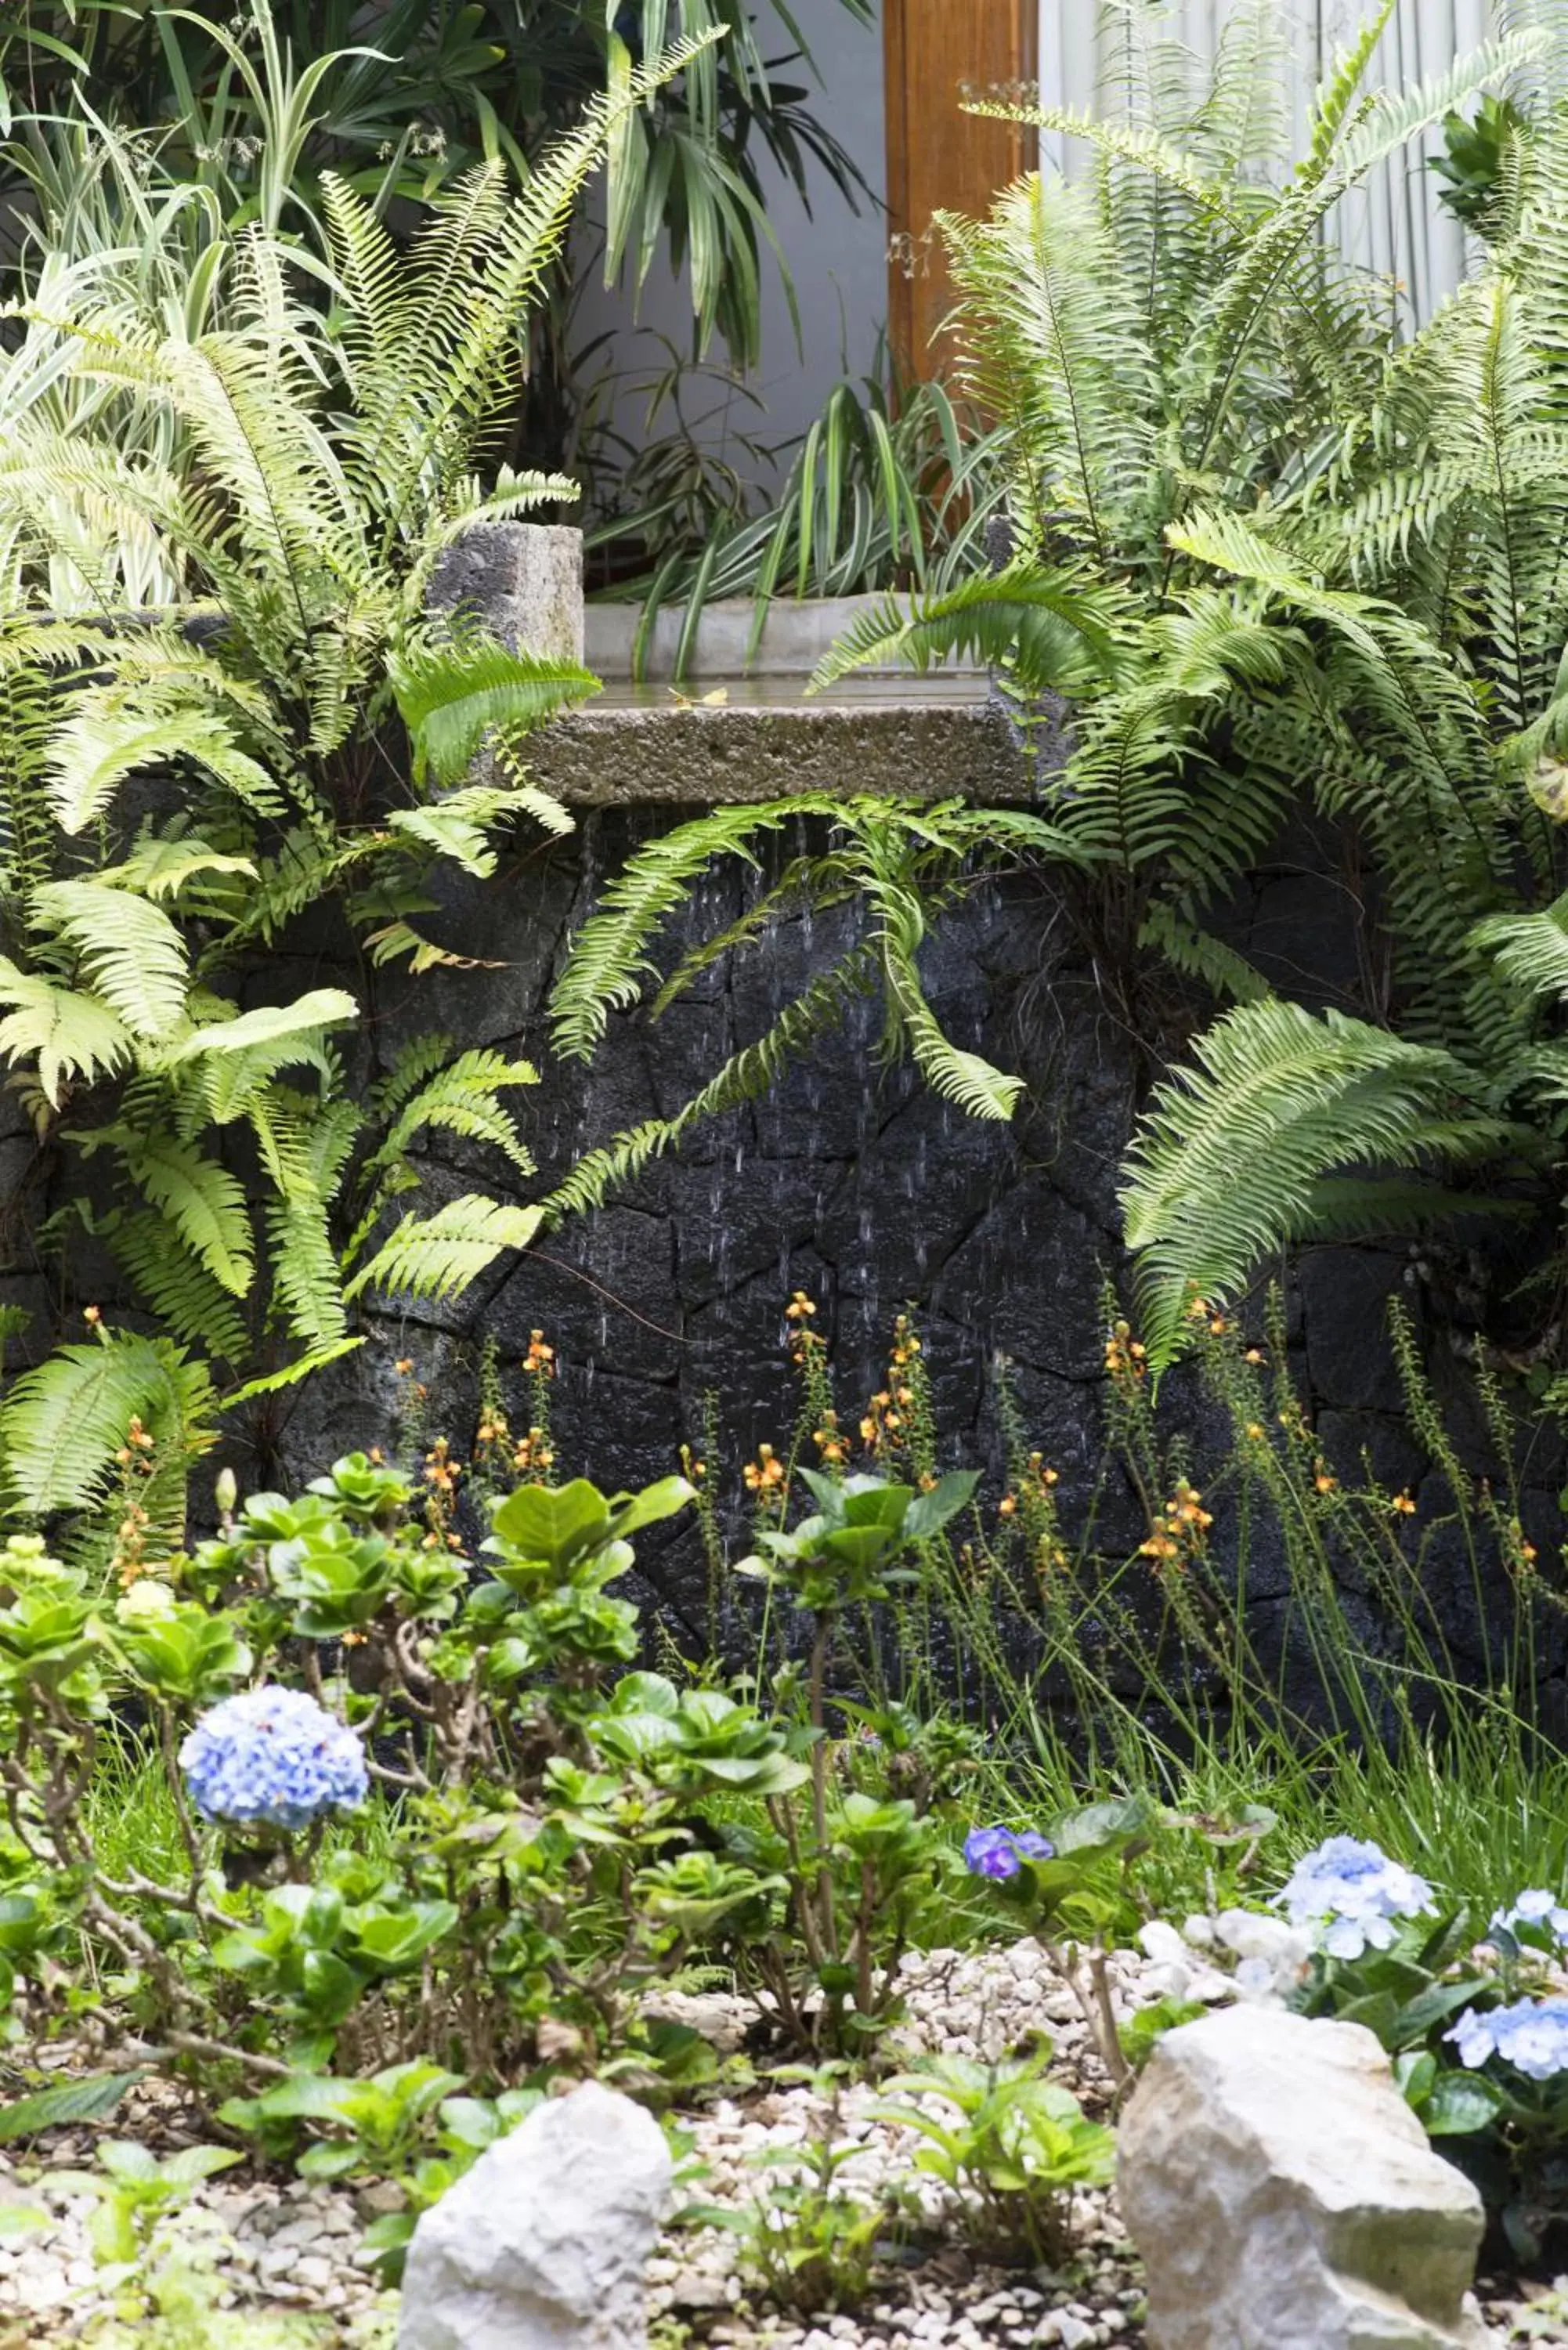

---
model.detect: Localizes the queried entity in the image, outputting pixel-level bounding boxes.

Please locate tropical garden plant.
[816,0,1568,1371]
[0,33,722,1482]
[9,3,1568,2324]
[0,0,876,436]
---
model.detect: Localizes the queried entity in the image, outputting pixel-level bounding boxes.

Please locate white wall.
[572,0,888,506]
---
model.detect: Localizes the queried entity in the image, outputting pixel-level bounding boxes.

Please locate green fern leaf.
[345,1194,542,1305]
[91,1127,255,1296]
[0,1334,205,1513]
[30,880,190,1041]
[1121,1000,1512,1370]
[0,960,132,1106]
[388,634,600,788]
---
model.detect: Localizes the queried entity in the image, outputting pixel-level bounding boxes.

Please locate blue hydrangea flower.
[1490,1889,1568,1944]
[179,1686,367,1831]
[1449,1997,1568,2081]
[963,1825,1054,1880]
[1279,1835,1433,1960]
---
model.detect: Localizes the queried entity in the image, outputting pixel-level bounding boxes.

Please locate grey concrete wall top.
[526,674,1053,806]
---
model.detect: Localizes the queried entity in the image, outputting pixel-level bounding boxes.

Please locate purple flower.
[963,1825,1055,1880]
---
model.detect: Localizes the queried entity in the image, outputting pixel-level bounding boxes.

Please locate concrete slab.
[525,671,1064,806]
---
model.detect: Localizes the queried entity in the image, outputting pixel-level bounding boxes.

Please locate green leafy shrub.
[0,1394,999,2265]
[874,2051,1114,2263]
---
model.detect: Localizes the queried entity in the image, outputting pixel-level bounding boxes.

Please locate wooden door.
[883,0,1039,380]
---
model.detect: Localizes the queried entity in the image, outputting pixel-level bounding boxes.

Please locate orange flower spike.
[1391,1492,1418,1517]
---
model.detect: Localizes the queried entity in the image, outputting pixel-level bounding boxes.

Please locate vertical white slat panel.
[1036,0,1512,324]
[1328,0,1474,324]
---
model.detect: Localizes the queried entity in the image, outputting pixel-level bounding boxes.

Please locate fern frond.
[862,866,1021,1119]
[46,700,284,833]
[537,947,881,1225]
[111,1207,251,1364]
[1121,999,1512,1369]
[30,879,190,1040]
[0,1332,211,1513]
[364,1047,537,1181]
[388,634,599,789]
[808,565,1126,696]
[387,781,572,877]
[172,991,357,1125]
[0,959,132,1105]
[87,1125,254,1296]
[220,1340,365,1408]
[1472,895,1568,1000]
[345,1193,543,1305]
[550,796,842,1061]
[1139,902,1274,1004]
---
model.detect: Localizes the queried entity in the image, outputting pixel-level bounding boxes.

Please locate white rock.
[1118,2007,1491,2350]
[398,2080,672,2350]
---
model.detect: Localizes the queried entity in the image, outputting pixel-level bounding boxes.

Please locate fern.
[807,566,1128,697]
[388,634,600,790]
[363,1047,537,1183]
[386,783,571,879]
[29,880,190,1040]
[0,49,710,1378]
[84,1126,254,1297]
[0,1331,214,1515]
[0,962,132,1104]
[345,1194,544,1306]
[1121,1001,1517,1371]
[1472,898,1568,1002]
[537,947,882,1225]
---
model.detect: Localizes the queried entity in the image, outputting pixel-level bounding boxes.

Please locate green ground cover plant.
[4,1291,1568,2276]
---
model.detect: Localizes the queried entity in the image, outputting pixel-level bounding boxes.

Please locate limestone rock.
[428,521,584,665]
[1118,2005,1491,2350]
[398,2079,672,2350]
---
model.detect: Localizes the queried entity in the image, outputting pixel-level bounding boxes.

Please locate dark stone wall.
[5,805,1565,1712]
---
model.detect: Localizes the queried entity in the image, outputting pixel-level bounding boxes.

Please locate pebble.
[0,1940,1555,2348]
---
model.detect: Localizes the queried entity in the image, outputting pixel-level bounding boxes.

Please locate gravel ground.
[0,1940,1563,2345]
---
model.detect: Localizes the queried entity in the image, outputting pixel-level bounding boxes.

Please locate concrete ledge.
[526,674,1062,807]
